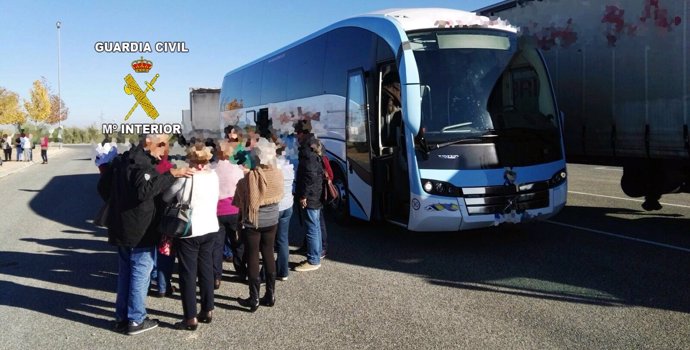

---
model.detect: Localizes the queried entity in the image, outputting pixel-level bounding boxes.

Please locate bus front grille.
[462,181,550,216]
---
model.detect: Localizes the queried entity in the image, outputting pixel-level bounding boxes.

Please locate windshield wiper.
[441,122,473,132]
[430,133,498,151]
[430,137,485,150]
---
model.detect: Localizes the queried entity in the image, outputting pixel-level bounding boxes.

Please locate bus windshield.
[409,29,559,144]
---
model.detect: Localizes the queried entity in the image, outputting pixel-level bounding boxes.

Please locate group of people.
[1,133,50,164]
[97,120,331,335]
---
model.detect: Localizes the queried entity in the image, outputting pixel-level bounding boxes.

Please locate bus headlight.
[421,179,463,197]
[549,169,567,187]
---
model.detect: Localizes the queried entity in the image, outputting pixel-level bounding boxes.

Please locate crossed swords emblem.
[123,73,160,120]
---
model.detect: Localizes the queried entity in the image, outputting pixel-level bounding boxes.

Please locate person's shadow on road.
[26,173,106,236]
[0,280,113,330]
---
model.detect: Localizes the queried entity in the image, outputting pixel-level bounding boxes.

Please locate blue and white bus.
[219,8,567,232]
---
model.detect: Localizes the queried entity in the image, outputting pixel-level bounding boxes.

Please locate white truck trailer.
[478,0,689,209]
[187,88,222,140]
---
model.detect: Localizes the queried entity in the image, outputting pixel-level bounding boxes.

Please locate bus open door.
[345,69,373,220]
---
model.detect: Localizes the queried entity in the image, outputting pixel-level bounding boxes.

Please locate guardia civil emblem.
[123,56,159,121]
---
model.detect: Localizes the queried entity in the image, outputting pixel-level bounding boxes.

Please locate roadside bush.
[1,124,183,144]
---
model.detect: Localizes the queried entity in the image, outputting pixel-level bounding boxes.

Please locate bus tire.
[328,162,349,224]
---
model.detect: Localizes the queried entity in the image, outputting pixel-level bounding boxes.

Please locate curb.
[0,162,34,179]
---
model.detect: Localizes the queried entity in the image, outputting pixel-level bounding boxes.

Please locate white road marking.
[546,220,690,253]
[568,191,690,209]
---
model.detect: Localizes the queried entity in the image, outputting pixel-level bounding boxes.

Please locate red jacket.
[322,155,333,181]
[156,153,173,174]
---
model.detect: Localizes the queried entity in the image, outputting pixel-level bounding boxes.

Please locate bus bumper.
[406,183,567,232]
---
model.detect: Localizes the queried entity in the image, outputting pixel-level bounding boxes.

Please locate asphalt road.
[0,145,688,349]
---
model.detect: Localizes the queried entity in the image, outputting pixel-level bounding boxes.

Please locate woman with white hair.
[163,143,219,330]
[233,137,284,311]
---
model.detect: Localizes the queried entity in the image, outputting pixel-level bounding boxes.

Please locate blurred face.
[229,129,239,141]
[246,130,258,148]
[145,135,170,160]
[214,147,225,161]
[296,130,308,143]
[217,141,234,161]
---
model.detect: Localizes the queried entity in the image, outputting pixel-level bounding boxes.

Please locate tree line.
[0,123,154,145]
[0,124,101,144]
[0,78,68,131]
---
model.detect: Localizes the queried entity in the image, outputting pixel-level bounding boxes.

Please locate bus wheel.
[328,165,349,223]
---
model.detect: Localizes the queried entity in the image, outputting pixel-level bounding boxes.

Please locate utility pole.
[56,20,62,149]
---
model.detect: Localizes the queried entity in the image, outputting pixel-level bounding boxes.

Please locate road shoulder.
[0,148,69,179]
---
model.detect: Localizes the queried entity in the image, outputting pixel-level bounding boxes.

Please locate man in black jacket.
[293,122,324,272]
[98,134,194,335]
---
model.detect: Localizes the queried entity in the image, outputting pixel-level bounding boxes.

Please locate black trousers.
[217,214,245,278]
[3,149,10,161]
[211,229,225,280]
[41,149,47,162]
[175,233,215,320]
[243,225,277,286]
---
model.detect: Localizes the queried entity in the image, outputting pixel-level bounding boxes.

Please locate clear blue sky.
[0,0,498,127]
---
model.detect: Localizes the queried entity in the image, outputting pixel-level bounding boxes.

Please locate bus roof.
[370,8,516,33]
[222,8,516,78]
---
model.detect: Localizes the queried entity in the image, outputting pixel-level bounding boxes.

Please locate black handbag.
[159,178,193,238]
